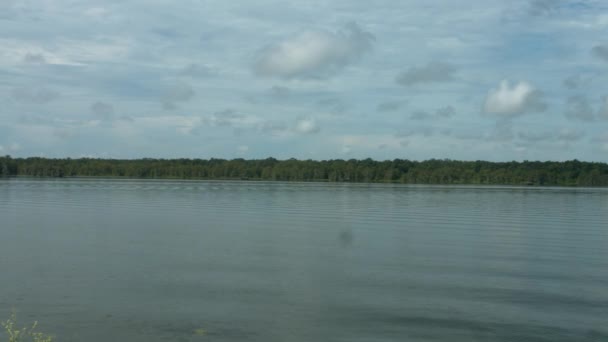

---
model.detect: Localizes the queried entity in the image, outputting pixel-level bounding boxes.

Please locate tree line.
[1,156,607,186]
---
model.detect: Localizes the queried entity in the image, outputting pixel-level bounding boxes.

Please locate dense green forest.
[1,156,608,186]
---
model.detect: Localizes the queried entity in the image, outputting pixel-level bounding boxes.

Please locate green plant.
[1,313,53,342]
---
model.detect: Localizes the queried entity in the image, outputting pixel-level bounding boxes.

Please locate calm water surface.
[0,178,607,341]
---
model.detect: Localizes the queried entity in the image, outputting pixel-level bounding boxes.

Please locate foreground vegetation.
[1,156,608,186]
[1,314,53,342]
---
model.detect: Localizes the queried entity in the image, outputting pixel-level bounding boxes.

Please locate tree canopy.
[1,156,607,186]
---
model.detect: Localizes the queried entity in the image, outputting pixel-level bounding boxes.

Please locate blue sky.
[1,0,607,161]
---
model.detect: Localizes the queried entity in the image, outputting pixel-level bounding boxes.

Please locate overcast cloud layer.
[1,0,607,161]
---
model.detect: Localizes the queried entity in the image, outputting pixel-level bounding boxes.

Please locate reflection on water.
[0,179,607,341]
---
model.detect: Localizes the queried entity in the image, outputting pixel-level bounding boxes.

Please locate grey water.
[0,178,607,342]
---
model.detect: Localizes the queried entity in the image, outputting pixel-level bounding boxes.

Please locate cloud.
[117,115,134,123]
[515,126,585,145]
[395,127,433,138]
[53,127,77,139]
[444,129,485,141]
[341,145,352,154]
[253,23,374,79]
[0,1,18,20]
[0,142,21,154]
[558,128,585,142]
[564,95,595,121]
[409,106,456,120]
[257,121,288,136]
[563,13,608,30]
[562,74,591,89]
[161,83,194,110]
[599,96,608,120]
[426,37,467,50]
[151,27,184,39]
[14,114,102,144]
[591,44,608,61]
[17,114,50,126]
[592,132,608,149]
[376,101,406,112]
[488,120,514,142]
[483,80,547,117]
[84,7,110,18]
[518,127,586,144]
[316,97,347,115]
[11,86,59,104]
[136,115,204,136]
[208,109,246,127]
[396,62,456,86]
[435,105,456,118]
[90,101,115,121]
[237,145,249,154]
[528,0,561,16]
[22,53,46,64]
[269,86,290,98]
[410,110,432,120]
[518,130,554,142]
[294,117,320,134]
[2,1,607,161]
[178,64,217,78]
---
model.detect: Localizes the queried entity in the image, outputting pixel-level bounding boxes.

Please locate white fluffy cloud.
[483,80,547,117]
[2,1,607,161]
[294,117,320,134]
[253,23,374,79]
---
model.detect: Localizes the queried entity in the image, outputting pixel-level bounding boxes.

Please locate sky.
[1,0,608,161]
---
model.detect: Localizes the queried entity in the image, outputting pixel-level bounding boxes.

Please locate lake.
[0,178,607,341]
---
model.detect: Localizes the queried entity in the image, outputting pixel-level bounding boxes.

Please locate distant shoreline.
[2,156,607,187]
